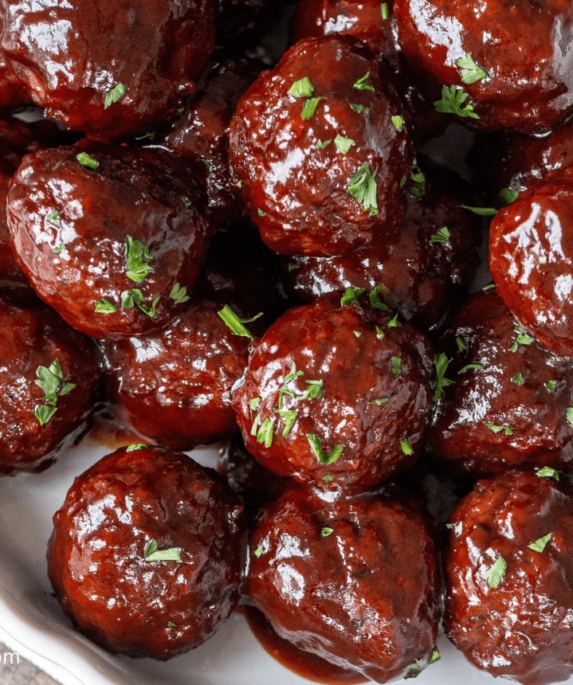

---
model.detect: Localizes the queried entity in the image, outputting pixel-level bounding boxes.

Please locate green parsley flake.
[461,205,498,216]
[347,163,378,215]
[481,555,507,588]
[143,540,181,563]
[546,380,557,392]
[258,208,266,217]
[135,131,156,141]
[34,358,75,425]
[321,527,334,537]
[510,324,534,352]
[407,165,426,198]
[201,158,209,167]
[167,622,176,628]
[76,152,99,170]
[341,286,365,308]
[483,283,496,291]
[256,418,275,448]
[369,284,389,311]
[431,226,450,243]
[95,298,117,314]
[218,305,263,341]
[274,409,297,437]
[434,353,454,400]
[104,83,128,109]
[354,73,374,91]
[121,288,143,309]
[567,407,573,429]
[350,103,369,115]
[334,134,355,154]
[170,282,190,304]
[354,331,362,337]
[35,405,57,425]
[126,443,148,452]
[485,423,513,435]
[400,438,414,455]
[284,361,304,385]
[125,236,154,283]
[428,650,440,665]
[248,397,261,412]
[499,187,520,205]
[307,434,344,465]
[511,372,524,385]
[387,314,401,328]
[254,546,264,558]
[301,97,323,120]
[528,533,552,553]
[288,77,314,98]
[324,474,334,483]
[537,466,560,481]
[235,180,244,188]
[376,325,385,339]
[301,379,323,400]
[52,243,66,254]
[456,336,467,352]
[371,397,390,406]
[381,2,389,19]
[458,364,484,374]
[434,85,479,119]
[316,139,331,149]
[456,53,488,85]
[391,115,405,132]
[139,296,160,318]
[392,356,402,377]
[181,196,192,207]
[47,210,60,224]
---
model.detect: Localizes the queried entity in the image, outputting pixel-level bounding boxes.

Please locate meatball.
[232,294,434,491]
[48,445,244,659]
[0,0,216,142]
[394,0,573,133]
[247,485,441,682]
[445,469,573,685]
[489,166,573,357]
[0,285,100,474]
[162,55,262,227]
[428,290,573,476]
[228,35,411,257]
[102,301,249,451]
[284,161,480,331]
[7,141,211,340]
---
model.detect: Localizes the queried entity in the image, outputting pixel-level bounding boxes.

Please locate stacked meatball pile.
[2,0,573,683]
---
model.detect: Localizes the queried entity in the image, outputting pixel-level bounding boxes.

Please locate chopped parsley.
[301,97,323,120]
[135,131,155,141]
[428,651,440,664]
[143,540,181,563]
[181,196,192,207]
[485,423,513,435]
[511,372,524,385]
[499,187,520,205]
[431,226,450,244]
[47,210,60,224]
[316,139,331,149]
[376,325,385,339]
[537,466,559,481]
[95,298,117,314]
[274,409,297,437]
[510,324,534,352]
[528,533,551,553]
[170,282,190,304]
[400,438,414,455]
[284,362,304,385]
[353,73,374,92]
[350,103,369,115]
[391,356,402,377]
[257,208,266,216]
[34,358,75,425]
[456,336,467,352]
[307,434,344,465]
[391,115,405,132]
[341,286,365,308]
[347,163,378,215]
[354,330,362,338]
[248,397,261,412]
[387,314,401,328]
[321,527,334,537]
[52,243,66,254]
[458,364,484,374]
[121,288,143,309]
[334,134,355,154]
[381,2,389,19]
[235,180,243,188]
[256,418,275,448]
[461,205,498,216]
[324,474,334,483]
[76,152,99,170]
[434,353,454,400]
[126,443,147,452]
[456,53,487,85]
[371,397,390,406]
[567,407,573,429]
[481,555,507,588]
[407,165,426,198]
[288,77,314,98]
[434,85,479,119]
[301,380,323,399]
[218,305,263,341]
[254,545,264,558]
[104,83,128,109]
[546,380,557,392]
[369,285,389,311]
[125,236,154,283]
[138,296,160,318]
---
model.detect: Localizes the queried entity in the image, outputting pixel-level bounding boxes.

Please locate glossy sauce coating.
[232,294,434,491]
[161,55,262,227]
[489,166,573,357]
[228,35,411,256]
[247,485,441,683]
[48,446,245,659]
[7,141,211,340]
[394,0,573,133]
[445,470,573,685]
[0,285,100,473]
[0,0,216,141]
[284,161,480,331]
[102,301,249,451]
[428,290,573,476]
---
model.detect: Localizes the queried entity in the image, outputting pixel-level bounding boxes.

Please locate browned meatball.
[394,0,573,133]
[284,161,481,331]
[247,485,441,682]
[0,0,216,142]
[7,141,212,340]
[228,35,412,257]
[232,294,434,491]
[102,301,249,451]
[489,166,573,357]
[0,284,100,474]
[161,56,262,227]
[428,290,573,476]
[445,470,573,685]
[48,445,245,659]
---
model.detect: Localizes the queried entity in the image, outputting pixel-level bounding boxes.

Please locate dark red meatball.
[232,294,434,491]
[284,161,480,331]
[228,35,411,257]
[102,301,249,451]
[445,470,573,685]
[0,285,100,474]
[162,56,262,227]
[394,0,573,133]
[489,166,573,357]
[7,141,211,340]
[0,0,216,142]
[248,485,441,682]
[428,290,573,476]
[48,445,244,659]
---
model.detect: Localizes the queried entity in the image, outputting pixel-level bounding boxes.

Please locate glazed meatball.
[445,470,573,685]
[0,0,216,142]
[228,35,411,257]
[0,285,100,474]
[7,141,211,340]
[489,166,573,357]
[162,56,262,227]
[428,290,573,476]
[48,445,244,659]
[284,161,480,331]
[102,301,249,451]
[232,294,434,491]
[394,0,573,133]
[247,485,441,682]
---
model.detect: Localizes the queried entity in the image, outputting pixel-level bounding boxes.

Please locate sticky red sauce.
[238,606,366,685]
[85,415,150,452]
